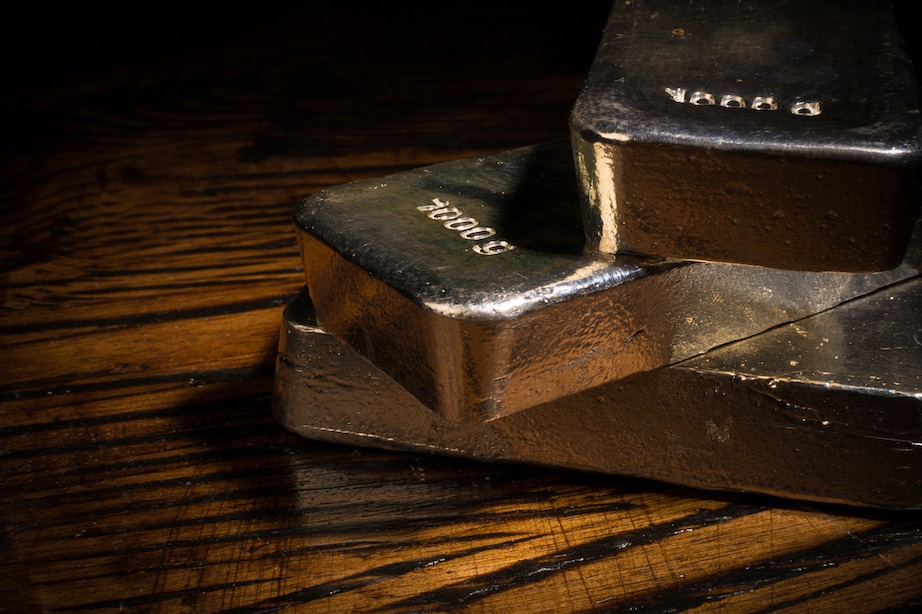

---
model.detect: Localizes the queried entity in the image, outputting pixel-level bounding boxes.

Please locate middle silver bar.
[296,141,919,423]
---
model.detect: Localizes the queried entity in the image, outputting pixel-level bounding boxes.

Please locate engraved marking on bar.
[416,198,515,255]
[665,87,822,116]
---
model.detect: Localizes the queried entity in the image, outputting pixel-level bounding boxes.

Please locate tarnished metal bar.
[274,277,922,509]
[570,0,922,271]
[296,142,919,423]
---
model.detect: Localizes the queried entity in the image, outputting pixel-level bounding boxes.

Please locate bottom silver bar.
[273,278,922,509]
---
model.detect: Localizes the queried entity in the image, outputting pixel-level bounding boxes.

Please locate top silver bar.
[571,0,922,271]
[296,142,920,423]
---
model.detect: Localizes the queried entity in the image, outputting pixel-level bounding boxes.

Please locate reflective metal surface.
[296,141,920,423]
[274,277,922,509]
[571,0,922,271]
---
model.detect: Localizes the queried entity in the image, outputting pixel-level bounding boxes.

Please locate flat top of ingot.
[689,277,922,396]
[296,141,671,321]
[571,0,922,163]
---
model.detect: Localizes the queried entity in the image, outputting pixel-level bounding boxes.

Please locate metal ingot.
[274,277,922,509]
[295,141,919,423]
[570,0,922,271]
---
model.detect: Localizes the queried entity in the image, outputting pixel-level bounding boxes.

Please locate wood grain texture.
[2,2,921,612]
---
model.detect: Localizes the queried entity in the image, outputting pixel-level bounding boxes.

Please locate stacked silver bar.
[274,0,922,508]
[570,0,921,271]
[275,276,922,509]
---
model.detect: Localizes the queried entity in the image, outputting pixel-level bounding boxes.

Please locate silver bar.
[274,278,922,510]
[570,0,922,271]
[296,141,920,423]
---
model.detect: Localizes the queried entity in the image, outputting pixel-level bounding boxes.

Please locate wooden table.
[3,3,921,611]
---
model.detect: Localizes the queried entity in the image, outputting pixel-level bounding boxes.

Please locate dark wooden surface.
[3,3,922,612]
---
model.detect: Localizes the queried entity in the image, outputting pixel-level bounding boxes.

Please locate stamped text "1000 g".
[666,87,822,116]
[416,198,514,256]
